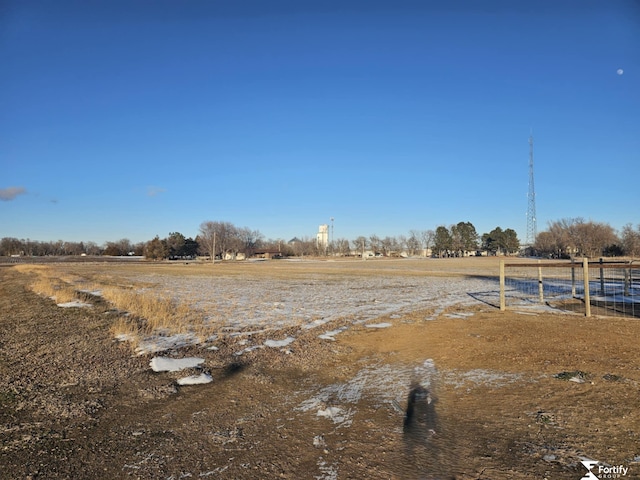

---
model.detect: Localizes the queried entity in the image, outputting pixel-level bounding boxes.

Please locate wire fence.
[497,259,640,318]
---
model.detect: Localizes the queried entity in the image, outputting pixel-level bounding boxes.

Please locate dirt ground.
[1,260,639,479]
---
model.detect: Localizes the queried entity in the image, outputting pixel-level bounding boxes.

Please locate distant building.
[316,224,328,251]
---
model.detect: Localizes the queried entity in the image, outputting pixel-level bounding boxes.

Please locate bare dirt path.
[2,263,639,479]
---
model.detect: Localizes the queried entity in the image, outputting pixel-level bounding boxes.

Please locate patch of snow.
[177,373,213,385]
[365,322,392,328]
[109,270,519,351]
[313,435,326,448]
[149,356,204,372]
[135,333,203,356]
[128,273,492,335]
[315,459,338,480]
[264,337,295,348]
[444,312,475,319]
[234,345,264,356]
[316,406,352,426]
[57,300,92,308]
[115,333,135,342]
[318,327,347,341]
[297,360,438,429]
[79,289,102,296]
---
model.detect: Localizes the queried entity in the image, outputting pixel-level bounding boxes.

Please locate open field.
[2,257,640,479]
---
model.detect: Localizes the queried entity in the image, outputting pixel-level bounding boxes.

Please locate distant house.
[252,249,283,259]
[224,252,246,261]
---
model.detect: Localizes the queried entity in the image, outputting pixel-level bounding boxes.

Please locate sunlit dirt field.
[1,257,639,479]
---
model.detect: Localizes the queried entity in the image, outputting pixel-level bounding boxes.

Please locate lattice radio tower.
[526,133,537,247]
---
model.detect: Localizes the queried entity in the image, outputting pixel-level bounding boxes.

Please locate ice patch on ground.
[149,356,204,372]
[177,373,213,385]
[57,300,92,308]
[264,337,295,348]
[365,322,392,328]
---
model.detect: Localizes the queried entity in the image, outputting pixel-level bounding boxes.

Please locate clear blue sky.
[2,0,638,245]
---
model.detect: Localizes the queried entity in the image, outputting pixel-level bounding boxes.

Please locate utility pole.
[526,133,537,248]
[330,217,334,254]
[212,232,216,264]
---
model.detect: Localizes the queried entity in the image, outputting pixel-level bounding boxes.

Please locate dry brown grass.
[53,256,511,281]
[14,264,211,350]
[100,286,207,346]
[15,264,79,304]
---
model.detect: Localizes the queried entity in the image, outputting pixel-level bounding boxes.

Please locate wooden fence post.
[599,257,605,295]
[583,257,591,317]
[538,260,544,304]
[499,260,505,311]
[624,268,630,297]
[571,259,576,297]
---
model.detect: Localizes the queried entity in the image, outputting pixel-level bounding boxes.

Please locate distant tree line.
[2,217,638,260]
[533,219,640,258]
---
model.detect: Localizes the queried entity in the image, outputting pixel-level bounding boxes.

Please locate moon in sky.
[617,68,624,75]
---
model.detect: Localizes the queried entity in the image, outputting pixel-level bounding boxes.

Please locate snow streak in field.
[130,274,493,331]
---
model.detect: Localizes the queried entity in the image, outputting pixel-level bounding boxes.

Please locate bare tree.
[421,230,435,257]
[198,221,218,261]
[539,218,619,258]
[352,236,367,254]
[407,230,421,256]
[103,238,132,256]
[85,241,101,255]
[534,231,557,257]
[621,224,640,257]
[237,227,263,257]
[334,238,351,256]
[369,235,380,254]
[198,221,246,260]
[573,220,618,257]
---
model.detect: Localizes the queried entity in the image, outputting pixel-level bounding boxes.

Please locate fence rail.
[499,259,639,318]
